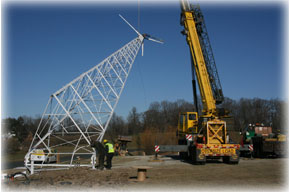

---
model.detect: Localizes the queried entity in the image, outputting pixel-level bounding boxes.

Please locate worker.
[114,143,120,156]
[91,140,105,170]
[104,139,114,170]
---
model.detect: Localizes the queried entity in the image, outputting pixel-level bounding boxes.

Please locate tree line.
[107,97,288,138]
[2,97,288,153]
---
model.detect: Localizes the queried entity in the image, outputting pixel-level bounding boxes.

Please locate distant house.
[2,132,16,140]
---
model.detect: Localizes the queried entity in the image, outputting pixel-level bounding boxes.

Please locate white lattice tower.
[25,35,144,170]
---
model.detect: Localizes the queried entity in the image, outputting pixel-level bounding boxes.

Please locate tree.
[106,113,127,142]
[127,107,141,135]
[3,117,29,143]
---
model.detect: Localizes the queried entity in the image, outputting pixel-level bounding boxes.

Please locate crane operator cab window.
[179,114,187,132]
[188,114,196,120]
[179,115,184,128]
[187,112,198,133]
[178,112,198,133]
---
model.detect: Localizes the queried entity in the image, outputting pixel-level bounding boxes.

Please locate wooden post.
[57,154,60,163]
[137,168,147,181]
[132,166,152,182]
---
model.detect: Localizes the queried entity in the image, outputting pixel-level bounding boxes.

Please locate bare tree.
[127,107,142,135]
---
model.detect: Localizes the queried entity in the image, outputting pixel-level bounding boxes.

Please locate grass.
[2,145,90,164]
[2,150,27,162]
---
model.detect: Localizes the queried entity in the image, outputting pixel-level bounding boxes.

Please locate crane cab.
[178,112,198,135]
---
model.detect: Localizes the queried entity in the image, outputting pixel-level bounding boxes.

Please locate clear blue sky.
[2,1,287,119]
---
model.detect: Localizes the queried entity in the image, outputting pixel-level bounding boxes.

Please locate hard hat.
[103,139,108,143]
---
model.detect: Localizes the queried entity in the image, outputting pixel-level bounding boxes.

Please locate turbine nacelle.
[119,14,164,56]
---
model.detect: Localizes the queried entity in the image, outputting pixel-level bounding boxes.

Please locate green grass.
[2,150,27,162]
[2,145,93,164]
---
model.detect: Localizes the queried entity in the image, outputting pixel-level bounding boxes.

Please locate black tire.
[178,139,188,160]
[228,150,240,164]
[179,152,188,160]
[252,136,263,158]
[189,145,206,165]
[222,156,230,164]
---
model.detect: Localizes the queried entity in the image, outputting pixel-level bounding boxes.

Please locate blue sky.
[3,1,287,119]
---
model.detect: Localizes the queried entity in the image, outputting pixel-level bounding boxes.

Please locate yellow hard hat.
[103,139,108,143]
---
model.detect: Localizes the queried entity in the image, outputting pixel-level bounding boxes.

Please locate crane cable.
[138,0,140,32]
[136,0,148,109]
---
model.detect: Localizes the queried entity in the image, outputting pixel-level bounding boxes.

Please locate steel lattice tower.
[25,35,144,171]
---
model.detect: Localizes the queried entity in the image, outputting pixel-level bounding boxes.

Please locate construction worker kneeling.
[91,140,105,170]
[104,139,114,170]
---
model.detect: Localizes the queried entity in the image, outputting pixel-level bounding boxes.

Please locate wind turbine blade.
[148,37,164,44]
[119,14,141,36]
[142,43,144,56]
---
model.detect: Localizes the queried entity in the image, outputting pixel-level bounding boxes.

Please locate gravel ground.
[2,155,288,191]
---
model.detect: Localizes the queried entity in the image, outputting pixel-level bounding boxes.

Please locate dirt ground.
[2,155,288,191]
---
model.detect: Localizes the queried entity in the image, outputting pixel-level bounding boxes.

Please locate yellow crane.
[176,0,240,164]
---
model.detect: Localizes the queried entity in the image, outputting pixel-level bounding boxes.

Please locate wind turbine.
[25,14,163,174]
[119,14,164,56]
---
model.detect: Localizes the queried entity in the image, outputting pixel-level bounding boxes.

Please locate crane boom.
[180,2,223,117]
[191,5,224,105]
